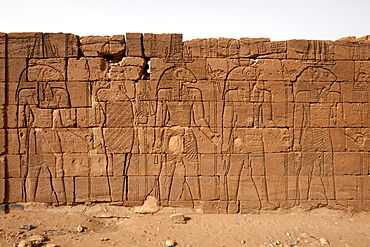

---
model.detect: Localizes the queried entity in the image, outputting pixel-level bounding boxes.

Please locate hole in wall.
[146,59,151,74]
[103,55,115,63]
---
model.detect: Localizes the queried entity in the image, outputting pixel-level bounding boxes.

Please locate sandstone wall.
[0,32,369,213]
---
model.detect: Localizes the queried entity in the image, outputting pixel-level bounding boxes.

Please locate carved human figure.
[293,66,341,210]
[17,65,71,203]
[222,65,275,210]
[95,80,135,201]
[154,66,218,205]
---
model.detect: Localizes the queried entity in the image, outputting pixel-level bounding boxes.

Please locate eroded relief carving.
[16,63,71,203]
[293,67,341,210]
[222,63,275,210]
[1,33,369,212]
[153,42,219,205]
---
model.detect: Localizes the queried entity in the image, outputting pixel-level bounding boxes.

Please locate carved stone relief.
[0,32,369,213]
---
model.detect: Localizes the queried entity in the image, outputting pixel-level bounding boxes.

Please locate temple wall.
[0,32,369,213]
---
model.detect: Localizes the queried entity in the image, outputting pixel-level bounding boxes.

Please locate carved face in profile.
[157,66,197,92]
[225,66,258,97]
[298,67,337,91]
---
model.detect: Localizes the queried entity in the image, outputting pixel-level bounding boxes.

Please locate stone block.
[89,177,111,202]
[0,33,6,58]
[6,155,21,178]
[206,58,229,81]
[7,178,23,203]
[334,152,362,175]
[143,33,155,57]
[63,153,89,177]
[199,200,229,214]
[59,128,91,153]
[66,82,91,107]
[271,102,294,127]
[184,39,209,58]
[33,177,55,203]
[193,127,218,154]
[108,62,145,81]
[0,83,5,105]
[0,155,5,179]
[330,128,346,152]
[52,177,67,204]
[7,58,27,84]
[262,128,291,153]
[6,129,21,155]
[143,33,172,58]
[0,129,5,154]
[343,103,367,127]
[80,35,125,58]
[287,39,310,60]
[127,176,156,201]
[266,176,288,202]
[148,58,172,80]
[89,153,111,176]
[281,59,307,82]
[168,176,200,201]
[258,59,284,81]
[200,176,219,200]
[362,176,370,200]
[125,33,143,57]
[353,42,370,60]
[265,153,287,176]
[75,177,89,202]
[186,58,206,80]
[67,57,108,81]
[250,40,287,59]
[333,40,355,60]
[44,33,79,58]
[6,82,21,105]
[29,108,53,128]
[27,58,66,82]
[77,106,101,128]
[329,60,355,82]
[64,176,75,204]
[110,176,124,202]
[0,178,4,204]
[0,106,4,129]
[103,128,134,153]
[0,59,5,82]
[238,175,263,202]
[199,154,217,175]
[335,175,357,200]
[126,154,161,176]
[216,38,234,58]
[7,33,44,58]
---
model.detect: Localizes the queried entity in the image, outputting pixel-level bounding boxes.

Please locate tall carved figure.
[293,66,341,210]
[17,64,71,203]
[222,65,275,211]
[154,66,217,205]
[95,80,135,201]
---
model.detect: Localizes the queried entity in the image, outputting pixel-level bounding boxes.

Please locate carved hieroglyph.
[0,33,369,213]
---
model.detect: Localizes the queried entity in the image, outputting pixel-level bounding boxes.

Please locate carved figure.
[154,66,218,205]
[17,65,71,203]
[222,65,275,211]
[293,66,341,210]
[95,80,135,201]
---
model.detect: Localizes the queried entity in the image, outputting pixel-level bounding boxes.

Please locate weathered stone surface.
[126,33,143,57]
[0,32,369,212]
[0,33,6,59]
[80,35,125,58]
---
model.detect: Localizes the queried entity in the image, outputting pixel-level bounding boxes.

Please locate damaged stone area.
[0,32,369,214]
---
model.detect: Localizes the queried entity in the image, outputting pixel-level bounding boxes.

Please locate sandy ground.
[0,203,369,247]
